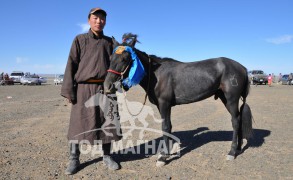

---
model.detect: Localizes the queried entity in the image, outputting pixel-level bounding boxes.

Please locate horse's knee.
[232,121,239,129]
[231,117,240,129]
[162,123,172,132]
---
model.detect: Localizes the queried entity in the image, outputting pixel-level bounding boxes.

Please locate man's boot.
[102,143,119,170]
[65,143,80,175]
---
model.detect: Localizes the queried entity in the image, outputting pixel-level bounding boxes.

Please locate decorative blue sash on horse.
[113,46,146,89]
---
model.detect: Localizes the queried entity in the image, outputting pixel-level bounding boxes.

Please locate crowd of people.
[265,73,293,85]
[0,72,14,85]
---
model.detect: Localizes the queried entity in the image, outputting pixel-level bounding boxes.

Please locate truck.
[10,71,24,84]
[248,70,268,85]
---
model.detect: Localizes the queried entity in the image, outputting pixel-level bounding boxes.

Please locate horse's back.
[155,57,248,105]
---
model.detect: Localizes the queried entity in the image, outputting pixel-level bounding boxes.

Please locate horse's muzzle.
[104,82,116,94]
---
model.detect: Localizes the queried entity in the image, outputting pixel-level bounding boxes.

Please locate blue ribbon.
[113,46,146,89]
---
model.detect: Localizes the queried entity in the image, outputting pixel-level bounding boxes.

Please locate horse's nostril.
[105,83,115,94]
[104,90,111,94]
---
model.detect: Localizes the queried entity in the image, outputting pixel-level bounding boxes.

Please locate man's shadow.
[78,127,270,169]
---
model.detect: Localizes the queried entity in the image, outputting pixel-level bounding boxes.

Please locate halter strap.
[107,62,131,77]
[107,69,122,75]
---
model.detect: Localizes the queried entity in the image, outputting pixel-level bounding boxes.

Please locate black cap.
[88,8,107,17]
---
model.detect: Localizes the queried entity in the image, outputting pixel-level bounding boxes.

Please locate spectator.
[0,72,3,80]
[4,73,9,80]
[278,73,282,84]
[268,74,272,87]
[289,73,293,85]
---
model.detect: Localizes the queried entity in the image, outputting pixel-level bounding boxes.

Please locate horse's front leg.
[156,102,172,167]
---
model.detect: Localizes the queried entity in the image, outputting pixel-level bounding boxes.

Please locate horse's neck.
[136,50,151,89]
[135,49,149,68]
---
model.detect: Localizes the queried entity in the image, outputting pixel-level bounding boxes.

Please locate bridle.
[107,52,152,116]
[107,60,132,80]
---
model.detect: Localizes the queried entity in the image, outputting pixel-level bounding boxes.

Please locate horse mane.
[122,33,140,46]
[149,55,180,63]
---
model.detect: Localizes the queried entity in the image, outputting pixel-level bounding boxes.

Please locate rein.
[107,63,131,77]
[122,55,151,116]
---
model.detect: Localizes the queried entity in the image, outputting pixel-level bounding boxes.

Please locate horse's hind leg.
[226,100,240,160]
[218,92,240,160]
[237,117,243,152]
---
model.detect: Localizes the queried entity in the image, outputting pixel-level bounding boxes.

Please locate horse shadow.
[79,127,271,168]
[115,127,270,163]
[175,127,270,155]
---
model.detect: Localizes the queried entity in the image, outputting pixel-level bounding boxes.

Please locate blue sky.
[0,0,292,75]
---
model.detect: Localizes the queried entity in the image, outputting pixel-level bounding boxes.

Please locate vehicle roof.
[12,71,24,73]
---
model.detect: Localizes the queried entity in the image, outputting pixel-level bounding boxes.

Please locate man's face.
[88,13,106,33]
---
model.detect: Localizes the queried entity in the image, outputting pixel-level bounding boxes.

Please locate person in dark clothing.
[61,8,122,175]
[0,72,3,80]
[289,73,293,85]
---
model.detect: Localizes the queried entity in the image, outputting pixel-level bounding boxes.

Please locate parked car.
[20,75,41,85]
[38,77,47,84]
[248,70,268,85]
[10,71,24,83]
[54,74,64,85]
[281,74,293,85]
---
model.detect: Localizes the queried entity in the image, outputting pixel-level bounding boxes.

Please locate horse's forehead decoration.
[113,46,133,55]
[112,46,146,89]
[114,46,126,54]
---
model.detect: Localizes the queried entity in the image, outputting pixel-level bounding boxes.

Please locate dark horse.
[104,34,253,167]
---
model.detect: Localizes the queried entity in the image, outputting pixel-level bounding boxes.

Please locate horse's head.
[104,33,145,94]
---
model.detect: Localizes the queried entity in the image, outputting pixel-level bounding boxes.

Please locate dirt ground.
[0,79,292,179]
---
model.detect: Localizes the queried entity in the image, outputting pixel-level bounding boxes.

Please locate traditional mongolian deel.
[114,46,146,89]
[61,30,122,145]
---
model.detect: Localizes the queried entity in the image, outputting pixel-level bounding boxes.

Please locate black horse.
[104,33,253,167]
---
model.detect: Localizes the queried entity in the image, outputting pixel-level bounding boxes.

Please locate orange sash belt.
[85,79,104,83]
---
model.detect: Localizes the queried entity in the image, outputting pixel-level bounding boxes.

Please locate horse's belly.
[174,87,217,105]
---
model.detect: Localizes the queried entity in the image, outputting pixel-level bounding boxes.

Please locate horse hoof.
[156,160,166,167]
[226,155,235,161]
[170,142,181,155]
[236,150,242,155]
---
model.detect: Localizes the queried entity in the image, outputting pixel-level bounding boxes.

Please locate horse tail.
[240,74,253,139]
[241,73,250,99]
[240,103,253,139]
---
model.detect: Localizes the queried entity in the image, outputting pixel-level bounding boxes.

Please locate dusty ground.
[0,80,292,179]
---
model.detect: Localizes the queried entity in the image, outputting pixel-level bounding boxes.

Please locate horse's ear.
[129,37,137,47]
[112,36,119,48]
[122,33,140,47]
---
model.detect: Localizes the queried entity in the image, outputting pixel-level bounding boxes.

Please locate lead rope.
[122,55,151,116]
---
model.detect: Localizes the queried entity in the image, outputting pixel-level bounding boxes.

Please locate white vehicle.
[10,71,24,83]
[54,74,64,85]
[38,77,47,84]
[20,75,41,85]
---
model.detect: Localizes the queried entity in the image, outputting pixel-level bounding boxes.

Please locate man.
[0,72,3,80]
[268,74,272,87]
[278,73,282,84]
[289,73,293,85]
[61,8,122,175]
